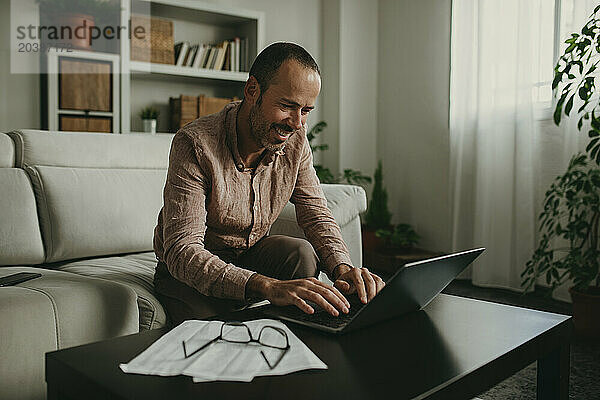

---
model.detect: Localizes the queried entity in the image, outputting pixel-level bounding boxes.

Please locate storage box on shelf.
[130,14,174,65]
[169,94,238,132]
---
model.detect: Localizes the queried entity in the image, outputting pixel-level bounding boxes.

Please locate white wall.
[377,0,452,252]
[0,0,40,132]
[320,0,378,178]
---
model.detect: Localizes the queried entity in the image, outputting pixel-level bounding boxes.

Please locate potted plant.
[522,154,600,337]
[307,121,371,186]
[523,4,600,338]
[36,0,120,50]
[376,223,420,251]
[140,106,159,134]
[362,160,392,251]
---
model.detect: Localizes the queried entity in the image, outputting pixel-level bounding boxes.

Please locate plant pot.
[47,12,96,50]
[142,119,157,134]
[569,286,600,338]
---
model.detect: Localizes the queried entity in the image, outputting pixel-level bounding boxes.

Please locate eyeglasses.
[182,322,290,369]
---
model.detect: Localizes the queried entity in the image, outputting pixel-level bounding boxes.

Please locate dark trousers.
[154,235,320,325]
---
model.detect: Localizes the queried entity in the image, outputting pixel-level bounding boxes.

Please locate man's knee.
[289,239,319,279]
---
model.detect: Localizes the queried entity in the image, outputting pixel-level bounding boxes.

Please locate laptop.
[261,247,485,334]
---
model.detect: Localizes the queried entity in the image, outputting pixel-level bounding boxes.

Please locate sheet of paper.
[120,319,327,382]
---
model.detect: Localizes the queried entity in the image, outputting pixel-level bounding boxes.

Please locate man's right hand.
[246,274,350,316]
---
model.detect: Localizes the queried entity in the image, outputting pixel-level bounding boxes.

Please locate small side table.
[363,247,444,280]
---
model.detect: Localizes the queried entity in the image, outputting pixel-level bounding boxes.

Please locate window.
[534,0,591,111]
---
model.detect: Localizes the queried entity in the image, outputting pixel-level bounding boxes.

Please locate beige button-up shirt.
[153,101,353,300]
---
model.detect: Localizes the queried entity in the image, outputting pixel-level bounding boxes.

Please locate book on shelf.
[192,44,207,68]
[172,38,248,71]
[204,47,216,69]
[186,44,199,67]
[174,41,189,66]
[233,37,240,72]
[223,42,231,71]
[182,45,193,66]
[213,42,228,71]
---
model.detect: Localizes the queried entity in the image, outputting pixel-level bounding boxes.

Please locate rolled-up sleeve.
[290,137,354,275]
[160,132,255,300]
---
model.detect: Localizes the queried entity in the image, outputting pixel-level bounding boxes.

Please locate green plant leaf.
[314,165,336,184]
[553,104,563,125]
[579,86,589,101]
[307,121,327,142]
[586,137,599,153]
[592,114,600,131]
[565,95,575,116]
[590,142,600,161]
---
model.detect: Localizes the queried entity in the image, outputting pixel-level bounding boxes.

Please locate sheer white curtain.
[450,0,598,299]
[450,0,544,292]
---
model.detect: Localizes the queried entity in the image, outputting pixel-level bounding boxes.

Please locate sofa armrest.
[270,184,367,268]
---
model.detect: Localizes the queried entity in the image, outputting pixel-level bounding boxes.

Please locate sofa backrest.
[7,130,174,263]
[0,133,46,266]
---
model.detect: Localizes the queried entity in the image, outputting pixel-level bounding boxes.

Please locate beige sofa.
[0,129,367,400]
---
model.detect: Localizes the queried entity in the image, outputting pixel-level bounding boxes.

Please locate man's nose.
[288,110,303,130]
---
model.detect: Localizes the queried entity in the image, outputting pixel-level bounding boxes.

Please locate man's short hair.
[249,42,320,95]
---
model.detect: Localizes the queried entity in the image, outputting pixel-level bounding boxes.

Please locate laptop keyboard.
[264,296,367,329]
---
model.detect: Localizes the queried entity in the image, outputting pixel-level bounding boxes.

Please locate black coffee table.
[46,294,571,400]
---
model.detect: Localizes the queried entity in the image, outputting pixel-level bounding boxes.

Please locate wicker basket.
[130,14,174,65]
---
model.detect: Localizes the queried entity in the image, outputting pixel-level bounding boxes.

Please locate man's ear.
[244,76,261,105]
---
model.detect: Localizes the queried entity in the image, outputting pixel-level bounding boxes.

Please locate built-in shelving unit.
[41,0,263,133]
[120,0,264,133]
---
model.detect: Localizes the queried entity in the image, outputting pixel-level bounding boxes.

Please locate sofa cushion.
[0,266,139,400]
[51,252,166,330]
[270,184,367,238]
[9,129,173,169]
[0,169,45,265]
[26,165,166,262]
[0,271,56,400]
[0,133,15,167]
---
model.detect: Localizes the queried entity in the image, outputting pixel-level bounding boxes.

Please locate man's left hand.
[333,264,385,303]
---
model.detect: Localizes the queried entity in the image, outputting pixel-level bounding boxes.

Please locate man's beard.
[249,103,301,152]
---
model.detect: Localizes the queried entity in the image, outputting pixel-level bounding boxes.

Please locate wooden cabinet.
[59,116,112,132]
[45,49,120,133]
[59,58,112,112]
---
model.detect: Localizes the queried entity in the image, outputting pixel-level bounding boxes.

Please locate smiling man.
[153,42,384,325]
